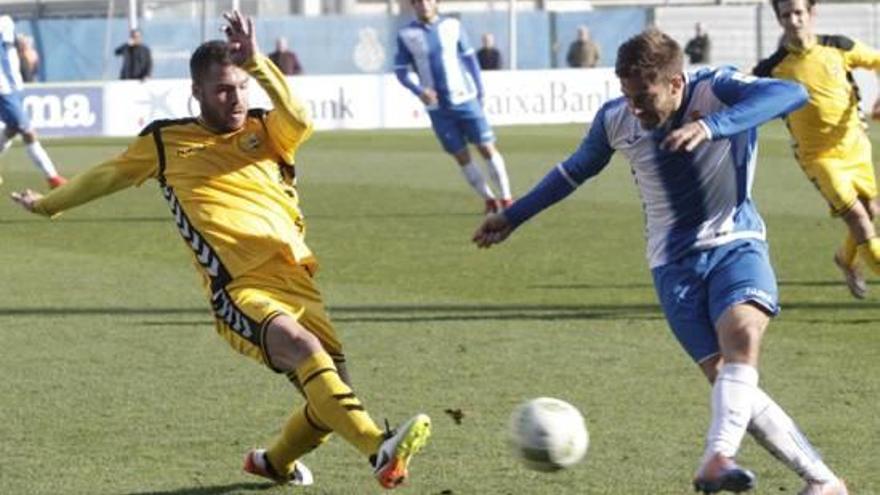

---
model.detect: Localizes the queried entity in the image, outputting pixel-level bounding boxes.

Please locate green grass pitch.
[0,122,877,494]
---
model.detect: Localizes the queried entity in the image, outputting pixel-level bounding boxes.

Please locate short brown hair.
[190,40,234,84]
[771,0,816,17]
[615,29,683,84]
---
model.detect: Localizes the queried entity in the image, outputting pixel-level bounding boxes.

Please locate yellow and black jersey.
[753,35,880,159]
[33,54,315,288]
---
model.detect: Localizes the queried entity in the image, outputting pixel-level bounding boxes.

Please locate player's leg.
[697,239,785,492]
[0,98,19,185]
[429,108,496,212]
[701,357,846,494]
[462,103,512,207]
[475,140,512,208]
[20,129,66,188]
[0,126,14,154]
[651,250,754,492]
[254,354,348,482]
[833,230,865,299]
[843,137,880,276]
[265,314,431,489]
[264,314,386,456]
[694,303,764,493]
[805,148,878,290]
[0,94,19,155]
[0,92,66,187]
[839,199,880,272]
[223,262,430,489]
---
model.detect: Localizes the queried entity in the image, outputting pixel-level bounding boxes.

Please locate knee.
[265,319,323,372]
[716,305,768,363]
[723,322,764,350]
[278,325,320,349]
[478,143,496,159]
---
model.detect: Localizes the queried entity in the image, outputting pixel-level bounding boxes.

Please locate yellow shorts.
[799,132,877,215]
[210,252,343,372]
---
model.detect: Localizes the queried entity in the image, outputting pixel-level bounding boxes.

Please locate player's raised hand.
[661,121,709,152]
[222,10,257,65]
[10,189,43,213]
[472,213,513,248]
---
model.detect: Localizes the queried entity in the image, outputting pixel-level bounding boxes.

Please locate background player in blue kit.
[0,15,66,189]
[473,29,848,495]
[395,0,513,214]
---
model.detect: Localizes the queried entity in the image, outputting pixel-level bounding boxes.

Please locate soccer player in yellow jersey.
[754,0,880,299]
[9,11,430,490]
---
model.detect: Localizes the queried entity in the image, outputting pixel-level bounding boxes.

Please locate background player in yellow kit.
[754,0,880,299]
[9,10,430,490]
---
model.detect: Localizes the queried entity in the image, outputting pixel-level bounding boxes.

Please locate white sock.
[705,363,759,458]
[0,132,12,154]
[26,141,59,178]
[748,388,837,484]
[460,162,495,200]
[485,153,512,200]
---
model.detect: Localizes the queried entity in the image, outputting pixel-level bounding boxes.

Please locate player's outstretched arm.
[472,213,513,248]
[703,69,807,139]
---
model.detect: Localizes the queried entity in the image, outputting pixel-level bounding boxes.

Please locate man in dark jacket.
[115,29,152,80]
[268,37,303,75]
[684,22,711,64]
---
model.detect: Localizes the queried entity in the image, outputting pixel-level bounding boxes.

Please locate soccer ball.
[508,397,589,472]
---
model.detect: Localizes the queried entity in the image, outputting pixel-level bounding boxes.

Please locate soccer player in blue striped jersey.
[395,0,513,214]
[0,15,66,189]
[474,30,847,495]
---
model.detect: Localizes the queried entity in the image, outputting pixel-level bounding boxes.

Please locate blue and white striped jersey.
[395,16,481,108]
[505,67,807,268]
[0,16,22,95]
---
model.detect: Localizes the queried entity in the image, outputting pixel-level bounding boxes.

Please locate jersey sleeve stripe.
[555,163,579,189]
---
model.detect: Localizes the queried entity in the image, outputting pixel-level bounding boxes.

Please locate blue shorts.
[428,99,495,154]
[0,92,31,131]
[651,239,779,363]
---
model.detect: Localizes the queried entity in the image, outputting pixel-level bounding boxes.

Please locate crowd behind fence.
[7,2,880,82]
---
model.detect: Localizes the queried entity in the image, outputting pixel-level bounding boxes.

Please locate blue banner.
[21,86,103,137]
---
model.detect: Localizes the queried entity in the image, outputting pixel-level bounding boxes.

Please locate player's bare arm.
[661,121,709,152]
[10,189,43,213]
[222,9,257,65]
[472,213,513,248]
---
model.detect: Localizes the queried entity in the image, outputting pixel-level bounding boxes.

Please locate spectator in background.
[15,33,38,82]
[684,22,711,64]
[268,36,303,75]
[115,28,152,80]
[566,26,600,68]
[477,33,502,70]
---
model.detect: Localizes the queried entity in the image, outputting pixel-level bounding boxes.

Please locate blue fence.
[15,8,647,82]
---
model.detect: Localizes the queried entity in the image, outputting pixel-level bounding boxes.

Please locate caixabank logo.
[21,86,102,137]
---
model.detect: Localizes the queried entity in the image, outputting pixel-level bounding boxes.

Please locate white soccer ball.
[509,397,589,472]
